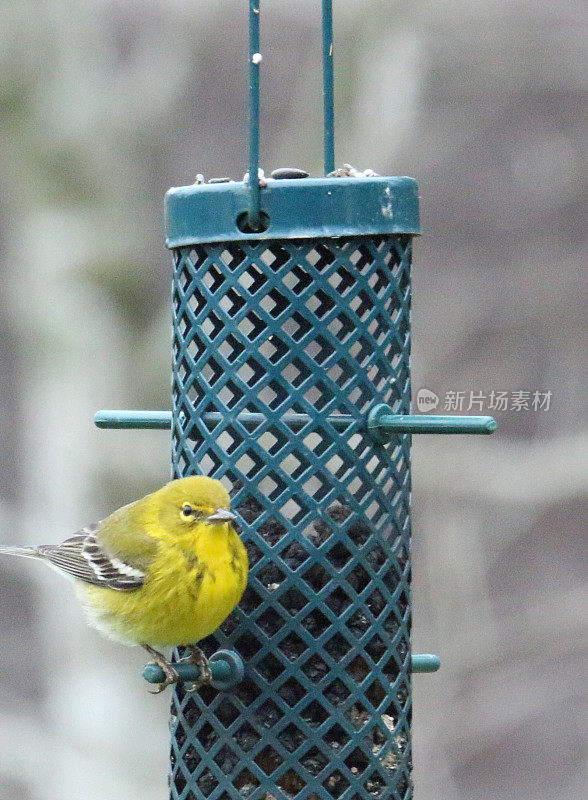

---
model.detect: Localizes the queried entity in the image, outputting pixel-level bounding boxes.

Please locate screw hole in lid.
[236,210,270,233]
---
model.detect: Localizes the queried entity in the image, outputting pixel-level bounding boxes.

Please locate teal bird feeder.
[97,2,494,798]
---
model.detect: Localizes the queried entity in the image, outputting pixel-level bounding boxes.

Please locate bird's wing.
[37,523,148,591]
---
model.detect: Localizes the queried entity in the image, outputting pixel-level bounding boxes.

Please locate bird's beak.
[207,508,237,523]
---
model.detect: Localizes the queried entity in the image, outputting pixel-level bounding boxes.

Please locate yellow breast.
[78,523,248,648]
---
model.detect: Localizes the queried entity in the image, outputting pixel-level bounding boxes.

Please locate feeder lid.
[165,175,420,247]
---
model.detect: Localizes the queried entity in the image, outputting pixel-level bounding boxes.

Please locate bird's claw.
[143,644,213,693]
[147,661,180,694]
[143,645,181,694]
[179,646,213,692]
[148,676,177,694]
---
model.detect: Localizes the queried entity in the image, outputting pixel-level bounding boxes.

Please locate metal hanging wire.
[247,0,262,230]
[246,0,336,229]
[322,0,335,174]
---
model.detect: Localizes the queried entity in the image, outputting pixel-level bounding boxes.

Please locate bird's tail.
[0,545,39,558]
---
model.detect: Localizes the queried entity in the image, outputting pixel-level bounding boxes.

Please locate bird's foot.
[179,645,213,692]
[143,645,180,694]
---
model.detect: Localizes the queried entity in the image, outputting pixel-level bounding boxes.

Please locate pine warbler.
[0,476,248,692]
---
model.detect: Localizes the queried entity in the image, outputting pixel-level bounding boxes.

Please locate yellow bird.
[0,476,248,692]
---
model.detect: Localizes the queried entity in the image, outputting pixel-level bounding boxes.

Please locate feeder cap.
[165,175,420,247]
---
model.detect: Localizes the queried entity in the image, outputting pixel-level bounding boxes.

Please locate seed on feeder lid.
[208,177,232,184]
[327,163,380,178]
[243,168,268,187]
[271,168,310,180]
[252,52,262,64]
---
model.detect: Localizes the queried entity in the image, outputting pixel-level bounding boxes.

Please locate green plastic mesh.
[169,235,413,800]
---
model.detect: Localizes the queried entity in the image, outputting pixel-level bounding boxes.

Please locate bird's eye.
[180,504,193,519]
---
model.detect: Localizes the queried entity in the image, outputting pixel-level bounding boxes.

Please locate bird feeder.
[96,2,495,798]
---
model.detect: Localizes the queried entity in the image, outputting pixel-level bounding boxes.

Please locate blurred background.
[0,0,586,799]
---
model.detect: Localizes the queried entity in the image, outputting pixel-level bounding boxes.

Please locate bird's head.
[157,476,236,531]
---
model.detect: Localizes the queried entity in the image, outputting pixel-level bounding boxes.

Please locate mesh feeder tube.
[166,175,420,800]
